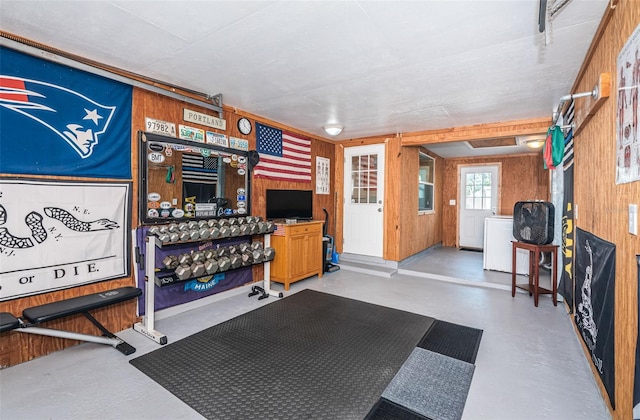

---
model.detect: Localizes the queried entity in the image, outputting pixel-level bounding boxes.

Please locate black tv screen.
[266,189,313,220]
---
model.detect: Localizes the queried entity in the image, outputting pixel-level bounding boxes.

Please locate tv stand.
[270,220,323,290]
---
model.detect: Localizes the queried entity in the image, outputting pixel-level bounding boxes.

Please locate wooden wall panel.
[1,85,336,368]
[569,2,640,417]
[398,146,444,260]
[441,153,549,247]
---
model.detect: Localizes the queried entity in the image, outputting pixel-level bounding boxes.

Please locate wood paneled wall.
[440,153,549,247]
[569,2,640,417]
[337,136,444,261]
[1,85,336,368]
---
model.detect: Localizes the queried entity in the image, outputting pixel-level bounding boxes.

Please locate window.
[350,154,378,204]
[418,152,434,213]
[464,171,492,210]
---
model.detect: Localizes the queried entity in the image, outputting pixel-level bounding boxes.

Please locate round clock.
[237,117,252,135]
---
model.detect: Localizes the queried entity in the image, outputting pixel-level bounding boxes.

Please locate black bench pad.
[22,287,142,324]
[0,312,20,333]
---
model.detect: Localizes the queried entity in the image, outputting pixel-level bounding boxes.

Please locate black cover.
[0,312,20,333]
[574,228,616,408]
[22,286,142,324]
[513,201,555,244]
[130,289,436,419]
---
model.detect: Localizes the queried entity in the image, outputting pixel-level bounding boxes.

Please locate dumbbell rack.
[134,231,279,346]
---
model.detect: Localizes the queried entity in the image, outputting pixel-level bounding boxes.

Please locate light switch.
[449,199,456,206]
[630,204,638,235]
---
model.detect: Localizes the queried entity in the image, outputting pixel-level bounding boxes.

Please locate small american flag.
[253,122,311,182]
[182,153,218,184]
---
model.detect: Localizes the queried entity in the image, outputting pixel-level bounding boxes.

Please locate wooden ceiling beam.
[400,117,552,146]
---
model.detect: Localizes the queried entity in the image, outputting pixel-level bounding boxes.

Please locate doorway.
[343,144,385,257]
[458,164,499,249]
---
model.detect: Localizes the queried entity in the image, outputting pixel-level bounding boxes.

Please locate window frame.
[418,152,435,214]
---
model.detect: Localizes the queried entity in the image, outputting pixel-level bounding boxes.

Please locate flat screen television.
[266,189,313,220]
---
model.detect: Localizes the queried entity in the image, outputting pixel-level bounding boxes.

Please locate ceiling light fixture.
[525,139,545,149]
[323,124,343,136]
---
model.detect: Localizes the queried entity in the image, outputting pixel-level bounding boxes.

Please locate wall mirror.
[139,131,250,224]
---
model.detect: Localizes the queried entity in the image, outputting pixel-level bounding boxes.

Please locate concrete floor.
[0,247,610,420]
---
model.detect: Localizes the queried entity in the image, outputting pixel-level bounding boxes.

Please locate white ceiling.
[0,0,608,157]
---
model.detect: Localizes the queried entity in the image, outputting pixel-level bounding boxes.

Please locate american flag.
[253,122,311,182]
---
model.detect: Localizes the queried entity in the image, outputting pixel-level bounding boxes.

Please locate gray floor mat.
[382,348,475,420]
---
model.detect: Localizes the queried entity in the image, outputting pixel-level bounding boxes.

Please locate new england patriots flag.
[0,47,132,179]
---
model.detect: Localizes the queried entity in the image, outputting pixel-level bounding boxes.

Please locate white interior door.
[459,165,499,249]
[343,144,385,257]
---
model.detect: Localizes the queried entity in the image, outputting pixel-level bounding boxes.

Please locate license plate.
[145,117,176,137]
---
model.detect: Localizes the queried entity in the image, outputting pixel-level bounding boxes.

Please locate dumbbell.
[228,244,239,255]
[175,264,192,280]
[229,225,241,236]
[207,219,218,227]
[209,226,220,239]
[237,217,247,225]
[169,232,180,243]
[203,249,216,260]
[158,225,169,234]
[148,226,161,236]
[251,247,265,261]
[158,233,171,244]
[249,223,260,235]
[265,221,275,233]
[251,241,263,250]
[217,256,231,272]
[241,251,253,266]
[204,258,219,274]
[198,220,209,228]
[178,253,193,266]
[257,221,267,234]
[190,261,206,278]
[162,255,179,270]
[238,243,251,253]
[229,253,243,269]
[198,227,211,240]
[178,222,190,231]
[191,250,206,263]
[228,217,238,225]
[239,224,251,236]
[168,223,179,233]
[263,247,276,261]
[216,247,231,258]
[178,230,191,242]
[219,225,231,238]
[188,229,200,241]
[218,218,230,227]
[188,221,199,230]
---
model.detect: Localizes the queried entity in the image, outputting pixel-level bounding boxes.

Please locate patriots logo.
[0,76,116,158]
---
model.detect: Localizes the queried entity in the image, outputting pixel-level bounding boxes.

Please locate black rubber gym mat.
[416,320,483,364]
[365,398,432,420]
[130,289,435,420]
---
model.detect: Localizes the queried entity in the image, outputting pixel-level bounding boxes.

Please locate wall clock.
[237,117,252,135]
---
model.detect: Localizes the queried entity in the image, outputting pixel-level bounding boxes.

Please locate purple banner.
[135,227,253,314]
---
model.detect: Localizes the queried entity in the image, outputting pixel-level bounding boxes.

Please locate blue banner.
[0,47,132,179]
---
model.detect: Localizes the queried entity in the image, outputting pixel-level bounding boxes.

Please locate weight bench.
[0,286,142,355]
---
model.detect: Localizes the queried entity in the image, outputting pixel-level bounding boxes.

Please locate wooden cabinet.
[270,221,323,290]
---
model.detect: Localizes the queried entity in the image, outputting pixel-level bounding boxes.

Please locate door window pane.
[464,171,492,210]
[351,153,379,204]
